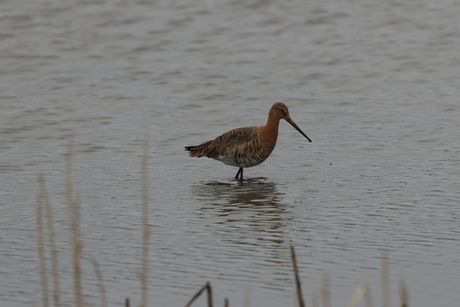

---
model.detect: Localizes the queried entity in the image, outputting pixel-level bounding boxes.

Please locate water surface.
[1,0,460,306]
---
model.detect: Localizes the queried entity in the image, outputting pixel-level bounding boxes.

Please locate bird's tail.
[185,140,214,158]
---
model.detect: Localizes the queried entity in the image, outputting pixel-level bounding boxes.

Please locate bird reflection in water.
[192,178,288,246]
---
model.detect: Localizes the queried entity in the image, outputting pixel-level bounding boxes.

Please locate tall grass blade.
[399,276,409,307]
[90,258,108,307]
[321,270,330,307]
[65,138,84,307]
[381,250,390,307]
[36,181,50,307]
[290,245,305,307]
[38,174,61,307]
[140,137,150,307]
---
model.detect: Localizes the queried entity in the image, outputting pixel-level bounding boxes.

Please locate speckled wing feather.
[186,127,258,157]
[186,126,274,168]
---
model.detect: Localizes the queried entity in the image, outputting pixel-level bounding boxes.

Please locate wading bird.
[185,102,311,181]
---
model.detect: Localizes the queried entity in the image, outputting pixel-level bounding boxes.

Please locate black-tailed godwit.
[185,102,311,181]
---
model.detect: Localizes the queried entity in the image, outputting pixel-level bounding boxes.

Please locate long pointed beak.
[286,117,312,142]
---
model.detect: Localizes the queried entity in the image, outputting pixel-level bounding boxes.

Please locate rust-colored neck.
[266,109,281,127]
[261,109,282,145]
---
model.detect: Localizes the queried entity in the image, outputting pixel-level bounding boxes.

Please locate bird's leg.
[235,167,242,179]
[235,167,243,181]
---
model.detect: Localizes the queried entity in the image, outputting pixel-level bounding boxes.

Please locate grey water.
[1,0,460,306]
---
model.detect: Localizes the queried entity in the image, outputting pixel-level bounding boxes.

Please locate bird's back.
[186,126,276,168]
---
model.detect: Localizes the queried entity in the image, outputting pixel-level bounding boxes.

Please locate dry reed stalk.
[311,276,320,307]
[140,137,150,307]
[363,285,374,307]
[206,282,213,307]
[381,250,390,307]
[399,277,409,307]
[346,284,371,307]
[65,139,84,307]
[36,183,50,307]
[185,283,207,307]
[224,298,229,307]
[125,297,130,307]
[290,246,305,307]
[321,270,330,307]
[38,174,61,307]
[185,282,213,307]
[89,258,108,307]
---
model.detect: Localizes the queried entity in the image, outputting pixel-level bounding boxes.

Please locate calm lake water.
[1,0,459,306]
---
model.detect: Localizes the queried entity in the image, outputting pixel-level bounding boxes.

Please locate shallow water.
[1,0,460,306]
